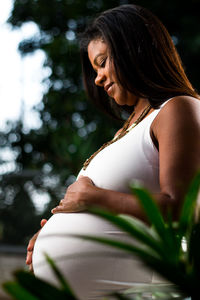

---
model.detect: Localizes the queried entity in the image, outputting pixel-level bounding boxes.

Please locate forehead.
[88,39,108,63]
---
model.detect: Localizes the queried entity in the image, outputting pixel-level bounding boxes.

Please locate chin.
[113,94,135,107]
[114,100,130,106]
[112,96,127,106]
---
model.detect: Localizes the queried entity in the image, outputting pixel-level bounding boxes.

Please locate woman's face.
[88,39,139,106]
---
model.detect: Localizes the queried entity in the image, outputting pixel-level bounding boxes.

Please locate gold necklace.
[83,104,152,170]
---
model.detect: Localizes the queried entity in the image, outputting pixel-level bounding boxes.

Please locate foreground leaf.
[188,222,200,277]
[130,185,181,260]
[130,185,166,236]
[89,208,165,257]
[12,270,70,300]
[45,254,75,296]
[3,281,39,300]
[179,171,200,236]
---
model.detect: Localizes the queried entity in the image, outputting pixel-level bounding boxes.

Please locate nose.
[95,70,106,87]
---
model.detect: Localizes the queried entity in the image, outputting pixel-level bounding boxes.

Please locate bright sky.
[0,0,51,211]
[0,0,47,131]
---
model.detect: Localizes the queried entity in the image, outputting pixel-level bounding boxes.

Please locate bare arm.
[152,96,200,218]
[52,96,200,221]
[51,176,149,222]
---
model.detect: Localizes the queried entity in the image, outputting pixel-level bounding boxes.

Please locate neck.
[134,97,149,112]
[133,98,150,120]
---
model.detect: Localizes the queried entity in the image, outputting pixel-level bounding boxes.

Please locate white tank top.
[78,104,168,194]
[33,101,171,298]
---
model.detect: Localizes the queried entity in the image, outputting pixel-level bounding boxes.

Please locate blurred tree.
[0,0,199,244]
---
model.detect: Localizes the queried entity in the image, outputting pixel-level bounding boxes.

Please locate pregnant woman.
[26,4,200,300]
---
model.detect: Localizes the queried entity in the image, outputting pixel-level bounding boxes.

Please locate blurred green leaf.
[130,186,165,236]
[188,222,200,277]
[88,208,165,256]
[3,281,39,300]
[130,186,179,261]
[12,270,69,300]
[4,171,200,299]
[45,254,75,297]
[179,171,200,236]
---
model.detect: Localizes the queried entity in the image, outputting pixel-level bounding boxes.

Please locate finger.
[79,175,94,185]
[51,204,77,214]
[26,222,46,269]
[86,177,95,185]
[26,251,33,265]
[27,221,45,253]
[89,178,95,185]
[29,263,34,273]
[51,205,63,214]
[52,201,86,214]
[40,219,47,227]
[27,234,37,252]
[59,199,64,206]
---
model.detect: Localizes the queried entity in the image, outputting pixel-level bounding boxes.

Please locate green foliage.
[1,0,200,245]
[3,173,200,299]
[74,172,200,298]
[3,254,77,300]
[0,0,121,244]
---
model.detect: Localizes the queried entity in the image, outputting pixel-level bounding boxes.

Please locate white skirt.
[32,213,154,300]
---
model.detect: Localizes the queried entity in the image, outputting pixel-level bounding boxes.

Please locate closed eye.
[100,57,107,68]
[92,57,107,73]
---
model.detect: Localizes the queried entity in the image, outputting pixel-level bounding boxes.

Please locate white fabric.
[78,108,161,193]
[33,103,168,300]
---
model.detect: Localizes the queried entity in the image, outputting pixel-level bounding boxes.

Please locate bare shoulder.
[152,95,200,134]
[160,95,200,114]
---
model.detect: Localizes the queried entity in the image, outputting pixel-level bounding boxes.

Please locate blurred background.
[0,0,200,297]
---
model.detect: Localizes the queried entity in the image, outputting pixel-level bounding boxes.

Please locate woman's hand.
[51,176,95,214]
[26,219,47,272]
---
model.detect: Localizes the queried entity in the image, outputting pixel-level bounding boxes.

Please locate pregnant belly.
[33,213,153,300]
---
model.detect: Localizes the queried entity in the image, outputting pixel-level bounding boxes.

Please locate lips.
[104,82,114,93]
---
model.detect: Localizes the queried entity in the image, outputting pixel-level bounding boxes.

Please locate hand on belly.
[51,175,95,214]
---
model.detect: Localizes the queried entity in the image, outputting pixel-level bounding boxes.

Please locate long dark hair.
[80,4,199,119]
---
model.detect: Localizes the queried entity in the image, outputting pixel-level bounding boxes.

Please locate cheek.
[116,87,130,104]
[116,85,126,97]
[108,61,117,80]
